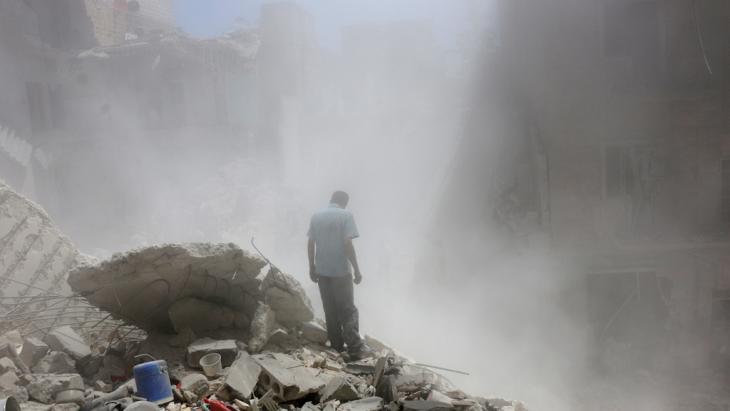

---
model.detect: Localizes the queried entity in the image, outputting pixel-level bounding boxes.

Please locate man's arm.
[345,239,362,284]
[307,238,317,283]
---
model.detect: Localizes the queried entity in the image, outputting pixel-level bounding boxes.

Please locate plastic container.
[0,397,20,411]
[132,360,173,404]
[199,352,223,377]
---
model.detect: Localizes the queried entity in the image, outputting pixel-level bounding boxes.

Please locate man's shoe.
[347,344,375,362]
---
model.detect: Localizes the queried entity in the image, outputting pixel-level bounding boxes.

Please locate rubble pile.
[0,182,100,337]
[0,243,526,411]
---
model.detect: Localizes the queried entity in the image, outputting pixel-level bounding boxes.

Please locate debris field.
[0,242,526,411]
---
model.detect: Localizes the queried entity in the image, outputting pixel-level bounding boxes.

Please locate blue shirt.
[308,203,360,277]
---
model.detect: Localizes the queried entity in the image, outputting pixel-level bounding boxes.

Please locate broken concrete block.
[22,402,52,411]
[32,351,76,374]
[224,351,261,400]
[301,322,329,345]
[253,352,326,401]
[94,380,112,393]
[319,375,361,403]
[125,401,160,411]
[20,337,49,368]
[1,331,23,353]
[395,365,455,392]
[0,370,28,401]
[428,391,455,405]
[402,401,453,411]
[248,303,277,353]
[67,243,265,332]
[262,270,314,324]
[27,374,84,404]
[375,375,397,404]
[265,328,299,351]
[0,340,17,359]
[0,357,18,374]
[186,338,238,368]
[51,404,81,411]
[337,397,383,411]
[302,402,322,411]
[180,373,209,397]
[43,326,91,360]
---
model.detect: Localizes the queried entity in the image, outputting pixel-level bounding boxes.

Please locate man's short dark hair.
[331,191,349,207]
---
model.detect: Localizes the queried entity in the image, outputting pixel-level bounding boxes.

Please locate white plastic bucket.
[199,353,222,377]
[0,397,19,411]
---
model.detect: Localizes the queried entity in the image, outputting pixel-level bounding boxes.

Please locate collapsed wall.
[0,181,93,336]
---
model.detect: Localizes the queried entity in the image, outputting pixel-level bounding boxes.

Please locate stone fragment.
[301,322,329,345]
[0,357,18,374]
[265,328,299,351]
[0,371,19,388]
[344,360,376,375]
[20,337,50,368]
[180,373,209,397]
[0,337,27,374]
[323,401,339,411]
[43,327,91,360]
[248,303,277,353]
[394,365,455,392]
[32,351,76,374]
[0,341,16,359]
[253,352,326,401]
[319,375,361,403]
[67,243,265,332]
[23,402,53,411]
[186,338,238,368]
[428,391,455,405]
[0,370,28,402]
[223,352,261,400]
[402,401,453,411]
[52,404,81,411]
[302,402,321,411]
[27,374,84,404]
[262,270,314,324]
[337,397,383,411]
[1,331,23,353]
[375,375,397,404]
[125,401,160,411]
[94,380,112,393]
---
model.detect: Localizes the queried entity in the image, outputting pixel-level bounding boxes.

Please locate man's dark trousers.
[318,275,362,353]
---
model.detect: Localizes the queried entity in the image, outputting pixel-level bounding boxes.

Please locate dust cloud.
[2,0,714,409]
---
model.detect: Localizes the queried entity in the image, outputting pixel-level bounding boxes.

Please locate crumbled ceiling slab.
[68,243,267,333]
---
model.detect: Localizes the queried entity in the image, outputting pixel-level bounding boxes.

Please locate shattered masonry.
[0,184,525,411]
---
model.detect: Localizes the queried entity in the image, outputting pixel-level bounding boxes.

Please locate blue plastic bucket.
[133,360,173,404]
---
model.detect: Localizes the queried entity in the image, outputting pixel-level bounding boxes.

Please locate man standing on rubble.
[308,191,372,360]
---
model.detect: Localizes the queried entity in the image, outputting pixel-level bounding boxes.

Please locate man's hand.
[309,266,318,283]
[353,270,362,285]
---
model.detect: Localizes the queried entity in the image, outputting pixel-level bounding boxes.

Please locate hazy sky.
[173,0,496,49]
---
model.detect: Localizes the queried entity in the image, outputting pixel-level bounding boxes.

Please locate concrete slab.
[223,351,261,399]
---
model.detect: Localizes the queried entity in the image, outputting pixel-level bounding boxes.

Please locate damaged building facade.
[437,0,730,378]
